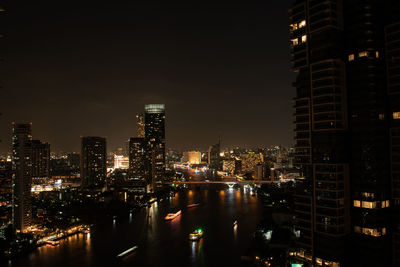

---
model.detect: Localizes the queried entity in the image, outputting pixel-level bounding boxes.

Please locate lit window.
[375,51,379,58]
[290,24,298,31]
[394,112,400,119]
[362,201,376,209]
[353,200,361,207]
[385,200,390,207]
[299,20,306,28]
[354,226,361,233]
[378,113,385,120]
[362,228,376,236]
[291,38,299,46]
[359,51,368,57]
[301,35,307,43]
[348,54,355,61]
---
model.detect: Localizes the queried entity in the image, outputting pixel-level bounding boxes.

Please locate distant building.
[12,123,33,232]
[67,153,80,171]
[254,163,268,180]
[208,140,221,170]
[80,136,106,188]
[31,140,50,179]
[240,152,263,173]
[223,159,235,174]
[144,104,166,184]
[113,155,129,169]
[136,113,145,138]
[129,137,146,180]
[182,151,202,165]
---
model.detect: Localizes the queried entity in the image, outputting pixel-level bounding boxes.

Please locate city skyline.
[0,0,295,154]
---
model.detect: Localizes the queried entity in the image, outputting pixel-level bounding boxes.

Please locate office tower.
[128,137,146,180]
[80,136,106,188]
[144,104,166,184]
[290,1,400,266]
[208,140,221,171]
[31,140,50,179]
[136,113,145,138]
[12,123,32,232]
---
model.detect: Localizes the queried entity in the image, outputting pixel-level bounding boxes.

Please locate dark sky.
[0,0,295,154]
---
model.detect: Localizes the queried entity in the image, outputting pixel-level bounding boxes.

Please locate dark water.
[10,185,262,267]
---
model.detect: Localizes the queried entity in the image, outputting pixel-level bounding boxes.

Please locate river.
[9,184,263,267]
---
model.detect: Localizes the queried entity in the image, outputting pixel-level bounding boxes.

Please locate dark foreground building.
[80,136,106,188]
[290,0,400,266]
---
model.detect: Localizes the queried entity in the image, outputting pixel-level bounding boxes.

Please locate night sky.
[0,0,295,154]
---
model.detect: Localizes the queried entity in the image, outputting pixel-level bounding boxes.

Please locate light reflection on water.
[11,185,262,267]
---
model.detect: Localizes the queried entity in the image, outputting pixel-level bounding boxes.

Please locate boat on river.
[164,210,181,221]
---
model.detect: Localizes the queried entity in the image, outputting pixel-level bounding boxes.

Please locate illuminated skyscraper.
[31,140,50,179]
[136,113,145,138]
[144,104,166,184]
[12,123,33,232]
[80,136,106,188]
[290,0,400,266]
[128,137,146,180]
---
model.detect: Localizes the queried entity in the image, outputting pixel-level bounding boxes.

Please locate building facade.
[128,137,147,180]
[208,141,221,171]
[136,113,145,138]
[144,104,166,184]
[31,140,50,179]
[80,136,107,188]
[182,151,202,165]
[290,0,400,266]
[12,123,33,232]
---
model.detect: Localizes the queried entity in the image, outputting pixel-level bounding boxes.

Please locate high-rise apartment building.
[144,104,166,184]
[208,140,221,171]
[290,1,400,266]
[80,136,106,188]
[128,137,146,180]
[136,113,145,138]
[31,140,50,179]
[387,1,400,265]
[12,123,33,232]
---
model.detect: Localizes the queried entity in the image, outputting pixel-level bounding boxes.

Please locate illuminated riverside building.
[240,152,263,173]
[128,137,146,180]
[290,0,400,266]
[12,123,33,232]
[182,151,202,165]
[223,159,236,174]
[80,136,106,188]
[144,104,166,184]
[31,140,50,179]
